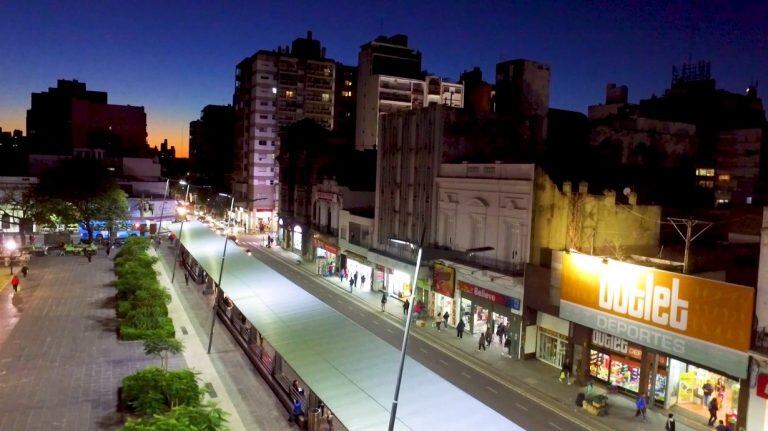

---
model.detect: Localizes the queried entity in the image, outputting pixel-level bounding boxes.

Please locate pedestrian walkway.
[153,240,287,430]
[0,251,178,431]
[256,239,713,431]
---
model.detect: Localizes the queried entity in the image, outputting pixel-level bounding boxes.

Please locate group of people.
[339,268,365,290]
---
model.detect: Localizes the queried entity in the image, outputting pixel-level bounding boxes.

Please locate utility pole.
[667,217,713,274]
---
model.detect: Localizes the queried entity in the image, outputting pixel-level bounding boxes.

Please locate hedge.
[122,367,202,416]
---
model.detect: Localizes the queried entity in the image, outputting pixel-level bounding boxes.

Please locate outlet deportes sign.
[559,253,754,378]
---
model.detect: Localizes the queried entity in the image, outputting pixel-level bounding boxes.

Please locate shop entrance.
[537,328,568,368]
[315,248,336,276]
[387,269,412,299]
[668,359,740,425]
[346,258,373,292]
[434,293,454,327]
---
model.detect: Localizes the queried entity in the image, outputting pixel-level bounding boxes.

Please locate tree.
[34,159,129,240]
[0,185,38,246]
[143,337,184,371]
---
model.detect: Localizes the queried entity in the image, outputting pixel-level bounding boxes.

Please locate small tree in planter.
[122,367,203,416]
[143,337,184,371]
[123,403,229,431]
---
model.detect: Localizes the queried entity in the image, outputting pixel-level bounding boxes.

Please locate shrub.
[122,368,203,416]
[122,403,229,431]
[120,318,174,341]
[117,301,133,319]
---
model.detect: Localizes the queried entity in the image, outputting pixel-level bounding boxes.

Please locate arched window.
[292,225,303,252]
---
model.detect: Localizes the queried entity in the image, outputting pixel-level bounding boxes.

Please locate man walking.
[707,397,719,426]
[443,311,450,328]
[288,398,303,424]
[21,265,28,278]
[496,322,506,345]
[184,272,189,286]
[434,313,442,331]
[402,299,410,316]
[665,413,675,431]
[456,319,465,338]
[86,249,93,263]
[10,274,20,293]
[634,394,647,421]
[477,332,487,351]
[380,291,387,312]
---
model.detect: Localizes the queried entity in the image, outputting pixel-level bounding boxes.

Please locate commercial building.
[355,35,464,150]
[26,79,149,156]
[189,104,235,192]
[233,31,337,231]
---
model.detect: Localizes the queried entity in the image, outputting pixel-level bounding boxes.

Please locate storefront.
[432,263,456,326]
[559,252,755,427]
[367,252,418,300]
[291,225,303,254]
[313,238,338,276]
[344,253,373,292]
[456,279,523,354]
[534,313,570,369]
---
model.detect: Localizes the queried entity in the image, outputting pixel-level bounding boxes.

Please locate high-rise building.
[233,31,336,231]
[26,79,148,156]
[494,59,551,146]
[333,63,357,138]
[188,104,234,192]
[355,35,464,151]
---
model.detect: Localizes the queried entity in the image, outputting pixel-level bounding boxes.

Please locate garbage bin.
[307,408,321,431]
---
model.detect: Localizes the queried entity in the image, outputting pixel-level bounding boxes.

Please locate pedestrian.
[348,277,354,290]
[484,326,493,348]
[360,274,366,287]
[585,380,594,396]
[86,250,92,263]
[413,300,423,317]
[380,291,387,311]
[456,319,465,338]
[665,413,675,431]
[339,268,344,282]
[184,272,189,286]
[443,311,449,327]
[477,332,487,351]
[10,274,20,293]
[715,420,727,431]
[106,242,111,256]
[707,397,719,426]
[402,299,410,316]
[291,379,305,396]
[496,322,506,345]
[503,336,512,357]
[353,271,358,288]
[702,381,714,407]
[634,394,647,421]
[21,265,28,278]
[434,313,442,331]
[288,398,303,424]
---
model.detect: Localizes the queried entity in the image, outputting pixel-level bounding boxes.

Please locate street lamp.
[180,180,191,203]
[218,193,235,233]
[386,238,493,431]
[207,221,231,354]
[171,206,188,283]
[5,239,17,275]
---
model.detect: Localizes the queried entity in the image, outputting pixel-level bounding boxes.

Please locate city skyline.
[2,0,766,158]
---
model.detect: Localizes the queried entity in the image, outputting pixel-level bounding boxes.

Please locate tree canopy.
[34,158,129,239]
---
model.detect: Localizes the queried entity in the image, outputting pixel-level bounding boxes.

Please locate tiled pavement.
[0,252,179,431]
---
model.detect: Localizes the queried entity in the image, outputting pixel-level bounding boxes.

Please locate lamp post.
[386,238,493,431]
[180,179,191,203]
[207,225,230,354]
[5,239,17,275]
[170,206,188,283]
[157,178,170,235]
[218,193,235,234]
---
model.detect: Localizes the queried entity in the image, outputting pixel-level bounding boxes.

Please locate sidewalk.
[258,240,712,431]
[153,241,287,430]
[0,252,175,430]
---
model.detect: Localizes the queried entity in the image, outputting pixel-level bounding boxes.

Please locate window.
[258,140,267,146]
[259,114,268,119]
[746,196,753,204]
[718,174,730,182]
[342,91,352,97]
[260,75,269,80]
[697,180,714,189]
[285,90,295,98]
[344,80,352,87]
[696,168,715,177]
[272,87,277,94]
[321,93,330,102]
[258,127,266,132]
[260,101,268,106]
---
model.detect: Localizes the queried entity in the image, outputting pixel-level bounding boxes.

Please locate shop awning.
[341,249,369,264]
[172,221,522,431]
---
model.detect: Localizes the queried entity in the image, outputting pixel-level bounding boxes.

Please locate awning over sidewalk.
[172,221,521,431]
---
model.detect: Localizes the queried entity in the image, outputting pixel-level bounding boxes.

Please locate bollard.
[307,408,321,431]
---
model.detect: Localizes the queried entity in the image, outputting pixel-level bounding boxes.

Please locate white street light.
[5,239,17,275]
[386,237,493,431]
[171,206,189,283]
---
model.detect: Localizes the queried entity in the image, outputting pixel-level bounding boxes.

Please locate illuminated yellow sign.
[561,253,754,352]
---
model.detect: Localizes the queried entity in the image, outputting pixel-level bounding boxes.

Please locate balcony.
[380,91,412,103]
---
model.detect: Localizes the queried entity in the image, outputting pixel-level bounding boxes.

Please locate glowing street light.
[4,239,17,275]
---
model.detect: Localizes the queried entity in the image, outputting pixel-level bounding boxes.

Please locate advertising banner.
[560,253,754,378]
[458,281,521,312]
[433,263,456,297]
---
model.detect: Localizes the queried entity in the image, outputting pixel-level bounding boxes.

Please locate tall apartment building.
[189,104,235,192]
[494,59,550,146]
[233,31,336,231]
[355,35,464,150]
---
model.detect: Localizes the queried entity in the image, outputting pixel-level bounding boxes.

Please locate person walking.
[702,381,714,407]
[484,326,493,350]
[715,420,727,431]
[634,394,647,421]
[707,396,719,426]
[353,271,359,288]
[360,274,366,287]
[86,249,93,263]
[503,336,512,356]
[434,313,443,331]
[496,322,506,345]
[402,299,410,316]
[477,332,487,351]
[665,413,676,431]
[184,272,189,286]
[105,241,111,257]
[339,268,344,282]
[10,274,20,293]
[288,398,303,424]
[21,265,28,278]
[456,319,465,339]
[348,277,354,290]
[443,311,450,327]
[380,291,387,311]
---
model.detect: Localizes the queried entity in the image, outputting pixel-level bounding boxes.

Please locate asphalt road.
[248,245,589,431]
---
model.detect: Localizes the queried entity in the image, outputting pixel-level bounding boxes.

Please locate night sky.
[1,0,766,157]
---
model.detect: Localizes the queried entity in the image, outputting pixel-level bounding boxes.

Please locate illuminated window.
[344,80,352,87]
[746,196,753,204]
[718,174,730,181]
[285,90,295,98]
[342,91,352,97]
[696,168,715,177]
[321,93,330,102]
[697,180,714,189]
